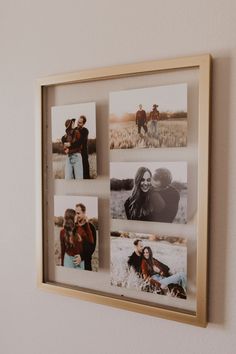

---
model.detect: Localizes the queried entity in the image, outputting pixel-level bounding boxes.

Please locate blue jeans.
[64,253,85,269]
[65,153,83,179]
[150,120,158,135]
[151,271,186,291]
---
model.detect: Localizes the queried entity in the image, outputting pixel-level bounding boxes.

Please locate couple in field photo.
[109,83,187,149]
[51,102,97,180]
[110,161,187,224]
[61,115,90,179]
[110,232,187,299]
[54,196,98,272]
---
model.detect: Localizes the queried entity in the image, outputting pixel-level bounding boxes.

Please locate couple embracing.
[60,203,96,271]
[124,167,180,223]
[128,239,186,297]
[61,115,90,180]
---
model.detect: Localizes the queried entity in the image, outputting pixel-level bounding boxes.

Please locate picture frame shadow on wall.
[36,54,211,327]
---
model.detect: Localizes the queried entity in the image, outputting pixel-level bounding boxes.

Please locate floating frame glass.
[36,54,211,327]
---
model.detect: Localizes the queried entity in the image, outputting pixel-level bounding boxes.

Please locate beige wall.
[0,1,236,353]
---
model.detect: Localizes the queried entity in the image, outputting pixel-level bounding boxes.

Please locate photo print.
[109,83,187,149]
[110,161,187,224]
[111,231,187,299]
[51,102,97,179]
[54,195,98,272]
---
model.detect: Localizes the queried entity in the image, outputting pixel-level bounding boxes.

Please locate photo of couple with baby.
[61,116,90,180]
[110,162,187,224]
[51,102,97,180]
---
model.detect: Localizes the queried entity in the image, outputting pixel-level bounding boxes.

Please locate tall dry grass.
[110,236,187,297]
[110,120,187,149]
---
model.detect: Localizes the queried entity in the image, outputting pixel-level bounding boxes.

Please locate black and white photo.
[110,161,187,224]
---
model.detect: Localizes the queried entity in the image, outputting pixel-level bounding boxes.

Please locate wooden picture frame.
[36,54,211,327]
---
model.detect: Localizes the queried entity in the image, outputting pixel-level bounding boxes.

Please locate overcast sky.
[110,161,187,183]
[51,102,96,142]
[109,83,187,117]
[54,195,98,218]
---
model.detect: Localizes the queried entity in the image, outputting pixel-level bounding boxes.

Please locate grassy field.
[110,120,187,149]
[110,236,187,296]
[52,153,97,179]
[110,189,187,224]
[54,225,99,271]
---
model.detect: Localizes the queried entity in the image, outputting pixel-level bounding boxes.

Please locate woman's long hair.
[142,246,170,277]
[142,246,154,264]
[63,208,80,249]
[142,246,155,276]
[126,167,152,220]
[65,119,77,144]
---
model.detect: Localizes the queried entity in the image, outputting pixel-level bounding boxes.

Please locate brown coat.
[149,109,160,121]
[136,109,147,125]
[141,257,170,280]
[61,128,83,154]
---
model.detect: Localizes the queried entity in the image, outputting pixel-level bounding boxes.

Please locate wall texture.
[0,1,236,353]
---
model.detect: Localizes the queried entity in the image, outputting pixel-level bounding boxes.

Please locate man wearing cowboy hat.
[61,118,83,179]
[149,104,160,136]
